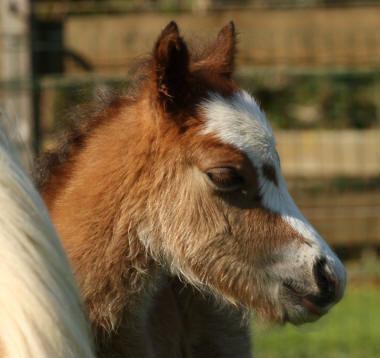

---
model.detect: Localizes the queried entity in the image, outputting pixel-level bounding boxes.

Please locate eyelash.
[205,167,244,191]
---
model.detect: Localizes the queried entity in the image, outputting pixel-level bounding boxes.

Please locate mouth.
[282,280,330,322]
[301,296,329,316]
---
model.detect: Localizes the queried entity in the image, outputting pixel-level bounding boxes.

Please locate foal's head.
[137,22,345,324]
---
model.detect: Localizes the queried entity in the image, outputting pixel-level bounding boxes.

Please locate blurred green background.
[1,1,379,357]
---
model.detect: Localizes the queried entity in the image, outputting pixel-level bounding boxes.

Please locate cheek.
[225,205,303,260]
[155,180,229,251]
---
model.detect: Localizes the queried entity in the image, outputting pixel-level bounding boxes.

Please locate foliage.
[238,71,380,130]
[45,70,380,142]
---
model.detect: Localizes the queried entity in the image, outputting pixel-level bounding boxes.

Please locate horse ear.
[198,21,236,78]
[153,21,189,110]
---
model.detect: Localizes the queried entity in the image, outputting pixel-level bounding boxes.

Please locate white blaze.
[200,91,346,285]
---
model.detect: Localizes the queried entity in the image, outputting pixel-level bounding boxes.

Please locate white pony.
[0,111,95,358]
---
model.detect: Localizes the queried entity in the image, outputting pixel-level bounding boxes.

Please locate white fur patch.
[201,91,277,167]
[0,113,95,358]
[200,91,346,289]
[200,91,317,240]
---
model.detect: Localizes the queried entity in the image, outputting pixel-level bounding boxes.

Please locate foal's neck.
[41,96,164,347]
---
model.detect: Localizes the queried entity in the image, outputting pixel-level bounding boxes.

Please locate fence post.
[0,0,34,164]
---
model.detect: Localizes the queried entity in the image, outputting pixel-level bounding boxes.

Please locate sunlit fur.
[0,113,95,358]
[35,22,345,357]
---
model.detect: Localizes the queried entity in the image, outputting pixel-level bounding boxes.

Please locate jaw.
[166,252,338,327]
[170,254,328,326]
[164,237,344,327]
[280,296,328,325]
[245,293,327,326]
[216,269,335,326]
[253,279,336,325]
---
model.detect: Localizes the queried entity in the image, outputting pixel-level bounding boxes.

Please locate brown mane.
[32,62,151,193]
[34,94,129,187]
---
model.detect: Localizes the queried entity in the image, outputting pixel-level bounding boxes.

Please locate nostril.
[312,257,336,306]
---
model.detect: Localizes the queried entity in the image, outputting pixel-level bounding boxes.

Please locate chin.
[280,290,331,325]
[282,302,327,325]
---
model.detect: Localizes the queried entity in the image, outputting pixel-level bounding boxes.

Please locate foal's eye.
[206,167,244,191]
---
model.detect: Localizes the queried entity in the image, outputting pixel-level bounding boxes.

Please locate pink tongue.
[302,298,328,316]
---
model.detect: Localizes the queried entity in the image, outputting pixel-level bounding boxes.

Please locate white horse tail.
[0,112,96,358]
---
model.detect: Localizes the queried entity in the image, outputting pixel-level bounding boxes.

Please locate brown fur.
[36,22,306,357]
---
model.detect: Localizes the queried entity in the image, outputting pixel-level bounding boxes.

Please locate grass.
[252,283,380,358]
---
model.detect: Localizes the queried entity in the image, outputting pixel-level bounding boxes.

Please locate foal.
[0,113,95,358]
[36,22,346,357]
